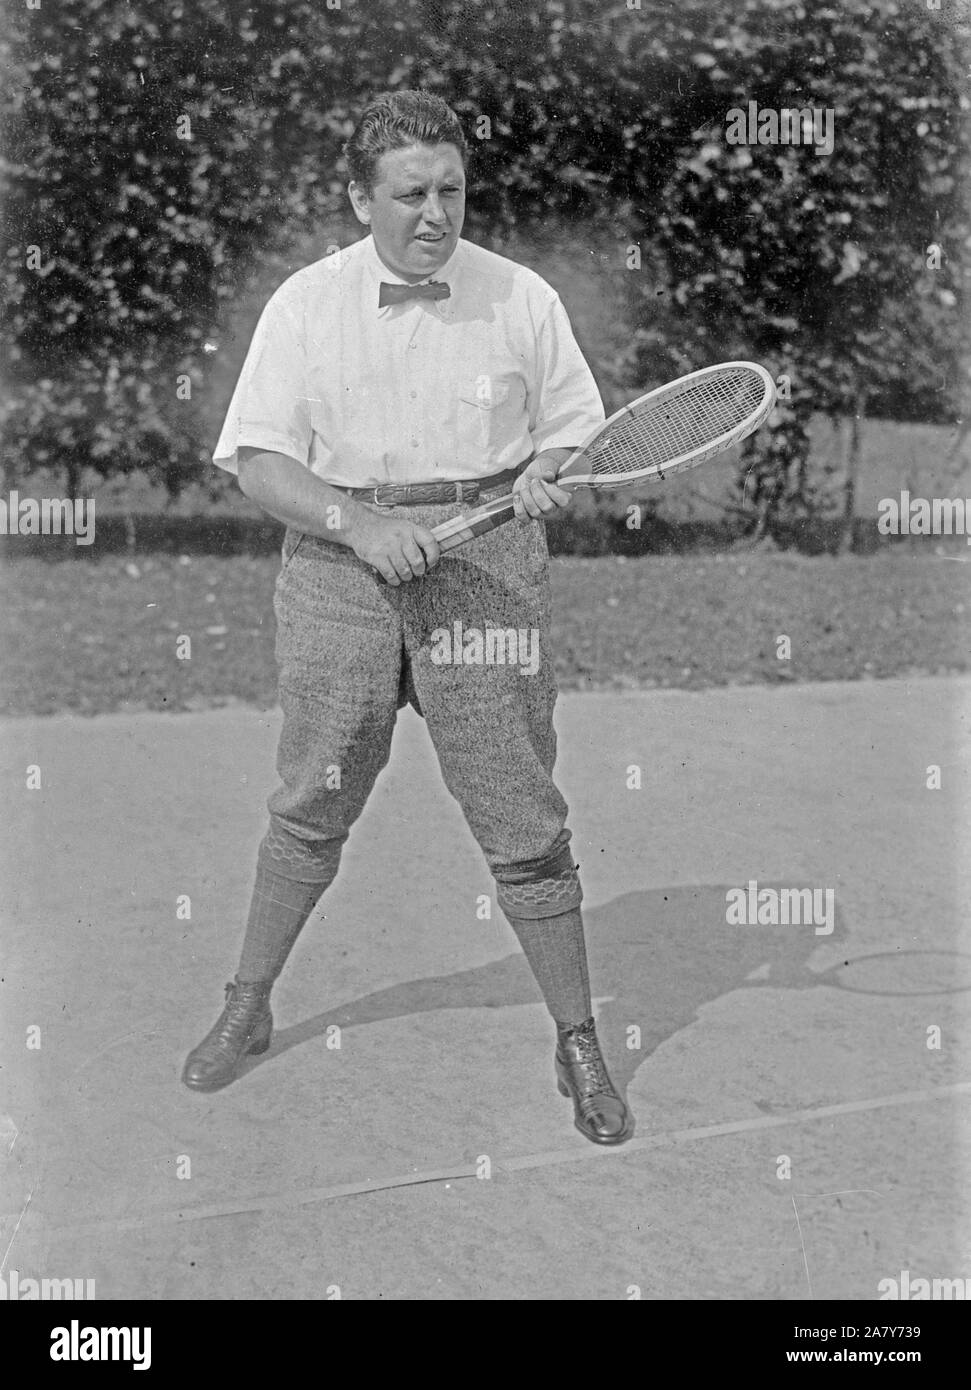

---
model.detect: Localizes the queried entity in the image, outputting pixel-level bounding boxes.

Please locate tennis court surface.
[2,676,969,1299]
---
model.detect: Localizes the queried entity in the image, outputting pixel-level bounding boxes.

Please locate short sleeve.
[527,296,605,455]
[211,290,312,474]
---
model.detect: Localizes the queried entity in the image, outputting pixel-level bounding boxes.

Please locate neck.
[374,251,433,284]
[371,236,457,283]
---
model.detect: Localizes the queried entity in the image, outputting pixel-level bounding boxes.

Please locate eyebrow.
[393,175,465,191]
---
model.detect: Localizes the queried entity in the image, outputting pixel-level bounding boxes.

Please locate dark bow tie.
[378,280,450,309]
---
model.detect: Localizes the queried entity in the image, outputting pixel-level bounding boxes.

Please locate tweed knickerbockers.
[262,496,582,914]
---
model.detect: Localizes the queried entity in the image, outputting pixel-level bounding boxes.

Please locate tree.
[1,0,966,529]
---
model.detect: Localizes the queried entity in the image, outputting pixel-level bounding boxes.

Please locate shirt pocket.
[456,372,524,453]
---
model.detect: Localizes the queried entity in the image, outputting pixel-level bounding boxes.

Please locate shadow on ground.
[242,882,849,1098]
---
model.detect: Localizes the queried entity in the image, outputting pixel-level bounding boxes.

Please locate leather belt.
[330,460,529,507]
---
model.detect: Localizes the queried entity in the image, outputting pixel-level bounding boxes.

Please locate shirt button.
[411,439,419,447]
[410,391,417,399]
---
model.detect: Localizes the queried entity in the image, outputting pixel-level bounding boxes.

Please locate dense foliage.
[1,0,967,529]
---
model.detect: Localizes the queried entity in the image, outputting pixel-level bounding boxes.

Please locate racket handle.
[373,490,518,582]
[430,474,583,551]
[435,495,518,553]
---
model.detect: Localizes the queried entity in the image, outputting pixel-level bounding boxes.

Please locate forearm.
[237,448,370,548]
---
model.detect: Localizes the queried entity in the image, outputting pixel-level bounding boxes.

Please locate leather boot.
[555,1016,633,1145]
[182,978,273,1092]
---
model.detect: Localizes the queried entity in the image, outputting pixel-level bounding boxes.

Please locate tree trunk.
[946,414,970,465]
[748,469,783,548]
[837,395,864,554]
[64,456,81,504]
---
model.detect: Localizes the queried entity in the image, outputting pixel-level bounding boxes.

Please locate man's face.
[348,143,466,282]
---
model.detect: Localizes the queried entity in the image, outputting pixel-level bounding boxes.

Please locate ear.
[347,181,371,226]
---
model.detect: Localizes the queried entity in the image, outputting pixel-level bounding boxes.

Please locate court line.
[790,1195,814,1300]
[0,1189,34,1277]
[11,1079,970,1239]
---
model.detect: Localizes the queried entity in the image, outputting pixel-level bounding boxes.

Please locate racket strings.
[589,369,767,478]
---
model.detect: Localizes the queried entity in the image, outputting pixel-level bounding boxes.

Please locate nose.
[421,193,447,225]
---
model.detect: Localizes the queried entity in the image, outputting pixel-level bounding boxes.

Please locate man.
[183,90,633,1145]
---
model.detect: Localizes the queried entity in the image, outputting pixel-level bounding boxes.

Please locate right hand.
[346,507,442,585]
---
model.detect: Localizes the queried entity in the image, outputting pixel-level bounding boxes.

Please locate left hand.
[511,452,574,520]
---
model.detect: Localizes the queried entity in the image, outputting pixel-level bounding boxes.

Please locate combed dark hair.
[343,90,469,191]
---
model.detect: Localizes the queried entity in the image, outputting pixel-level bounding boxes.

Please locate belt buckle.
[373,486,392,506]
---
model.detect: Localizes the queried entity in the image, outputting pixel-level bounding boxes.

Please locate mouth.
[415,233,447,244]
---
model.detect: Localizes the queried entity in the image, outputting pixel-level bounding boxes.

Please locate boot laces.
[575,1046,611,1096]
[212,982,267,1050]
[563,1023,612,1096]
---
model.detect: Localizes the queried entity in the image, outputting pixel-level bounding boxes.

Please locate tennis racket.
[432,361,776,554]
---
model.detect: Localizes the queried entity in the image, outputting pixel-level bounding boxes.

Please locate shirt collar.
[362,234,462,319]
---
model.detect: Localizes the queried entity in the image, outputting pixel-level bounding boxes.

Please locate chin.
[412,237,454,264]
[379,236,455,281]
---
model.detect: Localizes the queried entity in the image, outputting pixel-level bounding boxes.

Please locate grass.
[1,548,967,717]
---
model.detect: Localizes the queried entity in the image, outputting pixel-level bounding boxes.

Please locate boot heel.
[248,1019,273,1055]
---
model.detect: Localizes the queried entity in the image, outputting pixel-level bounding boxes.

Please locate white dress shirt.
[212,234,604,485]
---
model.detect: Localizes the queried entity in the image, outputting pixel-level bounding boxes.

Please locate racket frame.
[431,360,776,550]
